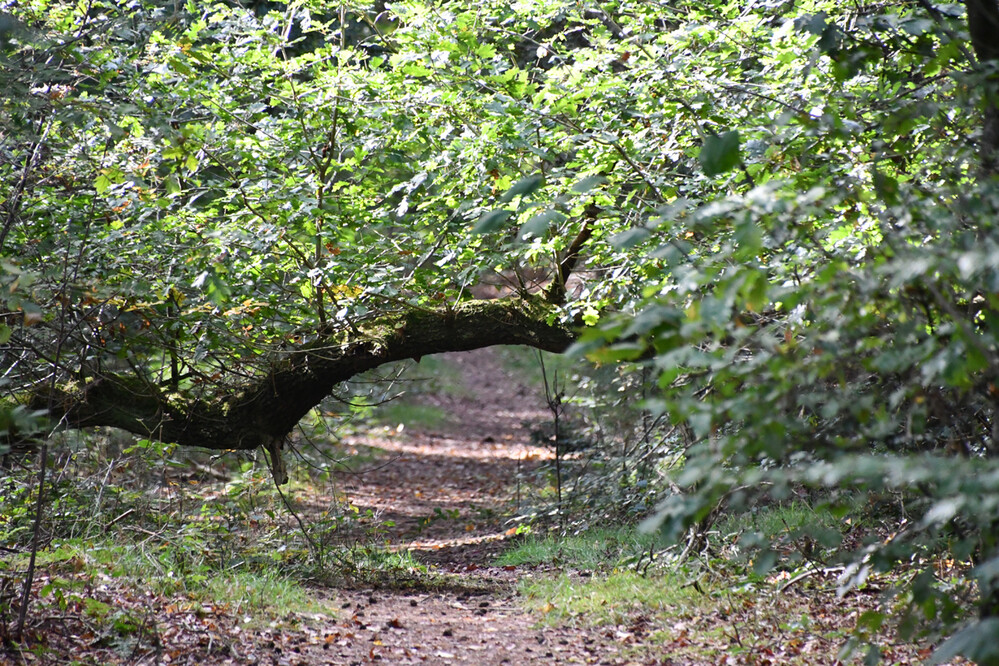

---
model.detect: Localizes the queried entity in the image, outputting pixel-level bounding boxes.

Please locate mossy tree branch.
[32,296,575,456]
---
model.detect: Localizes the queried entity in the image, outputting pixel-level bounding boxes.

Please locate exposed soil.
[330,348,555,558]
[314,347,632,665]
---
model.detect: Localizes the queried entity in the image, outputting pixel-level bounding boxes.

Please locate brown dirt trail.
[313,348,638,665]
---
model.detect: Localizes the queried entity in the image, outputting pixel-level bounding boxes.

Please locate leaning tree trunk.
[32,295,575,479]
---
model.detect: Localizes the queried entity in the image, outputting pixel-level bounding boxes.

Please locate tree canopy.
[3,0,999,660]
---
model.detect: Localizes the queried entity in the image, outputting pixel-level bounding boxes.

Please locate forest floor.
[305,348,640,665]
[2,348,964,665]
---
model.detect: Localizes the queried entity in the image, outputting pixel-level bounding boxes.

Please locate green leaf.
[499,174,544,203]
[931,619,999,664]
[798,12,829,37]
[699,131,741,176]
[95,174,111,194]
[0,324,11,344]
[609,227,650,249]
[204,273,231,305]
[752,550,778,575]
[473,209,513,234]
[688,410,712,439]
[475,43,496,58]
[165,174,181,195]
[168,56,191,76]
[571,175,606,194]
[519,209,566,240]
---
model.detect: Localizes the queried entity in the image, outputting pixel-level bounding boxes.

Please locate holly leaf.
[610,227,650,249]
[571,175,606,193]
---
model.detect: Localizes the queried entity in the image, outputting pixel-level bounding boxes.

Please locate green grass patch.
[520,569,710,624]
[716,500,843,540]
[345,545,425,572]
[361,356,468,399]
[404,355,467,397]
[496,526,673,569]
[18,537,326,620]
[714,499,857,561]
[316,546,499,594]
[201,570,324,617]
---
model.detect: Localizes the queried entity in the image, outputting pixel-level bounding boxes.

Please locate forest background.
[3,0,999,663]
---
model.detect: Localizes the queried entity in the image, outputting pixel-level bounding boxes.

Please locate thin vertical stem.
[14,443,48,640]
[538,352,563,525]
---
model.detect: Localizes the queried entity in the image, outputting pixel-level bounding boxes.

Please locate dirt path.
[332,348,553,556]
[311,348,638,665]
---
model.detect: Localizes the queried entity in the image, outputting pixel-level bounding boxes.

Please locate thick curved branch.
[33,296,575,452]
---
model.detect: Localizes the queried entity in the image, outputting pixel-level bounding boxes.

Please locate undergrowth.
[0,427,447,651]
[495,525,673,570]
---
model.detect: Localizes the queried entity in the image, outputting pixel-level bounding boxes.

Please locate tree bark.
[546,204,598,305]
[966,0,999,174]
[32,295,575,453]
[965,0,999,632]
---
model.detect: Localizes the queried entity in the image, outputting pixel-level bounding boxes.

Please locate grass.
[203,570,324,617]
[404,355,467,397]
[499,512,940,664]
[716,500,845,539]
[2,418,945,665]
[499,525,711,627]
[714,499,861,563]
[338,354,468,432]
[520,569,711,624]
[0,436,426,655]
[356,355,468,400]
[495,525,674,569]
[8,537,325,618]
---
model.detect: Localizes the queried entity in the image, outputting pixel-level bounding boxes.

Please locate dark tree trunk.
[31,296,575,459]
[966,0,999,174]
[965,0,999,632]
